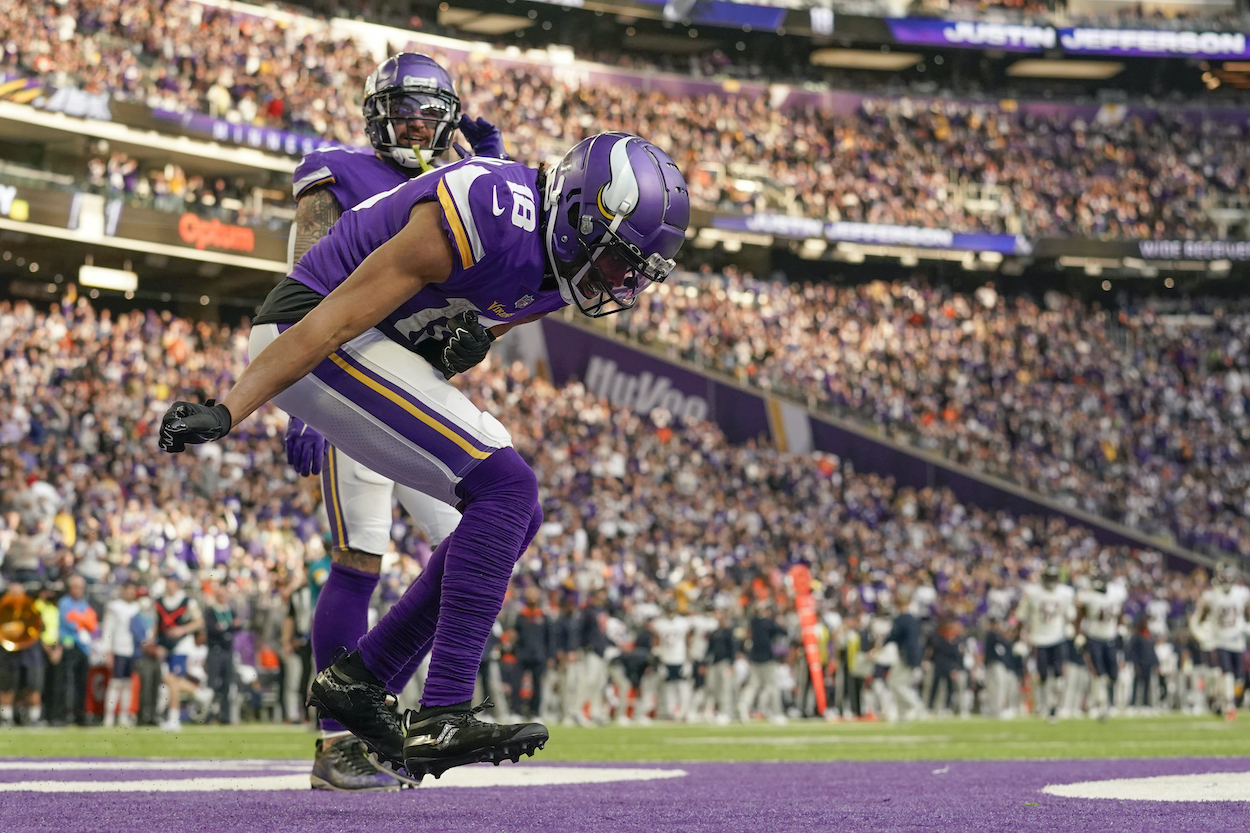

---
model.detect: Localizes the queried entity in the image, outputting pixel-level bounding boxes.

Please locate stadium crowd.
[82,151,288,227]
[0,295,1244,729]
[3,0,1250,239]
[622,272,1250,559]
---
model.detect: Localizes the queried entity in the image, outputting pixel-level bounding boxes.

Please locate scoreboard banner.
[888,18,1250,60]
[1032,237,1250,261]
[149,108,330,158]
[713,213,1032,255]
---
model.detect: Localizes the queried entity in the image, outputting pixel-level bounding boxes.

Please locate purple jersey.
[292,147,408,209]
[291,157,564,351]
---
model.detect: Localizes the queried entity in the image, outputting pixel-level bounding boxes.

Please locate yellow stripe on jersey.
[327,352,492,460]
[437,180,475,268]
[326,446,348,549]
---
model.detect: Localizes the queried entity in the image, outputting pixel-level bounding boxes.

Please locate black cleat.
[307,652,406,773]
[310,738,400,792]
[402,699,549,779]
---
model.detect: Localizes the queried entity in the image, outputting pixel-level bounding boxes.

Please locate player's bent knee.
[459,447,538,507]
[330,548,384,574]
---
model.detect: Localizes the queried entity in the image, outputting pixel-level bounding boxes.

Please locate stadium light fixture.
[78,264,138,292]
[809,49,922,71]
[800,238,827,259]
[1007,60,1123,79]
[437,6,534,34]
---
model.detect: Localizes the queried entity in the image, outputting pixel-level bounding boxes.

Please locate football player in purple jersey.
[160,132,689,781]
[283,52,509,791]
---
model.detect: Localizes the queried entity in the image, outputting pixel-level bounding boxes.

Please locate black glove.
[159,400,232,453]
[441,311,494,377]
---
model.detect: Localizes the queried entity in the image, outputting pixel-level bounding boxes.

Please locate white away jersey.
[1077,588,1124,642]
[653,615,692,666]
[1018,584,1075,648]
[1202,584,1250,652]
[687,614,719,663]
[101,598,141,656]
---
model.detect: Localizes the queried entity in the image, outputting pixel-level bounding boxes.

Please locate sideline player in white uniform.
[652,604,691,720]
[1074,575,1124,721]
[1014,565,1075,722]
[100,583,141,728]
[686,606,719,721]
[1198,562,1250,720]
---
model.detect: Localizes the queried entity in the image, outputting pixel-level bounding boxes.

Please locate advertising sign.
[111,205,289,261]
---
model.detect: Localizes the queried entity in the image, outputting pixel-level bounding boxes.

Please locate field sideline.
[1,714,1245,763]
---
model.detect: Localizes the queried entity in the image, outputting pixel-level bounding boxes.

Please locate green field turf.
[1,715,1245,763]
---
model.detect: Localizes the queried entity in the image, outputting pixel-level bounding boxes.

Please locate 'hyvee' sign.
[584,356,710,422]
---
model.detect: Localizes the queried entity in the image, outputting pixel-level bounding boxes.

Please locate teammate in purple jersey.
[282,52,510,792]
[160,131,689,781]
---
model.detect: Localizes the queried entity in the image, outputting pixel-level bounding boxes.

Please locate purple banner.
[713,213,1032,255]
[888,18,1054,52]
[541,319,770,445]
[633,0,787,31]
[1060,28,1250,59]
[888,18,1250,60]
[150,109,335,157]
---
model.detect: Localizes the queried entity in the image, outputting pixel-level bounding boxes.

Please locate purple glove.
[456,114,508,159]
[284,417,325,477]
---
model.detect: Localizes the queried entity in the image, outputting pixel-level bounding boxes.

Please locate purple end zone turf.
[0,758,1246,833]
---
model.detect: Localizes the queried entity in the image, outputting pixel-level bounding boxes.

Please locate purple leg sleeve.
[383,500,543,693]
[312,562,380,733]
[368,538,448,693]
[357,448,540,707]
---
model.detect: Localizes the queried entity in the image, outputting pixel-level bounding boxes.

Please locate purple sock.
[359,449,540,707]
[312,562,379,733]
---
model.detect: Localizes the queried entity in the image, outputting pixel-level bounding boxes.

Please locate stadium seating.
[620,272,1250,558]
[3,0,1249,239]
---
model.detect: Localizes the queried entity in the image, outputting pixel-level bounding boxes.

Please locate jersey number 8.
[508,182,536,232]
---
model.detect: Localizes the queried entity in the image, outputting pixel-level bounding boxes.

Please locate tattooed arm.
[289,187,344,267]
